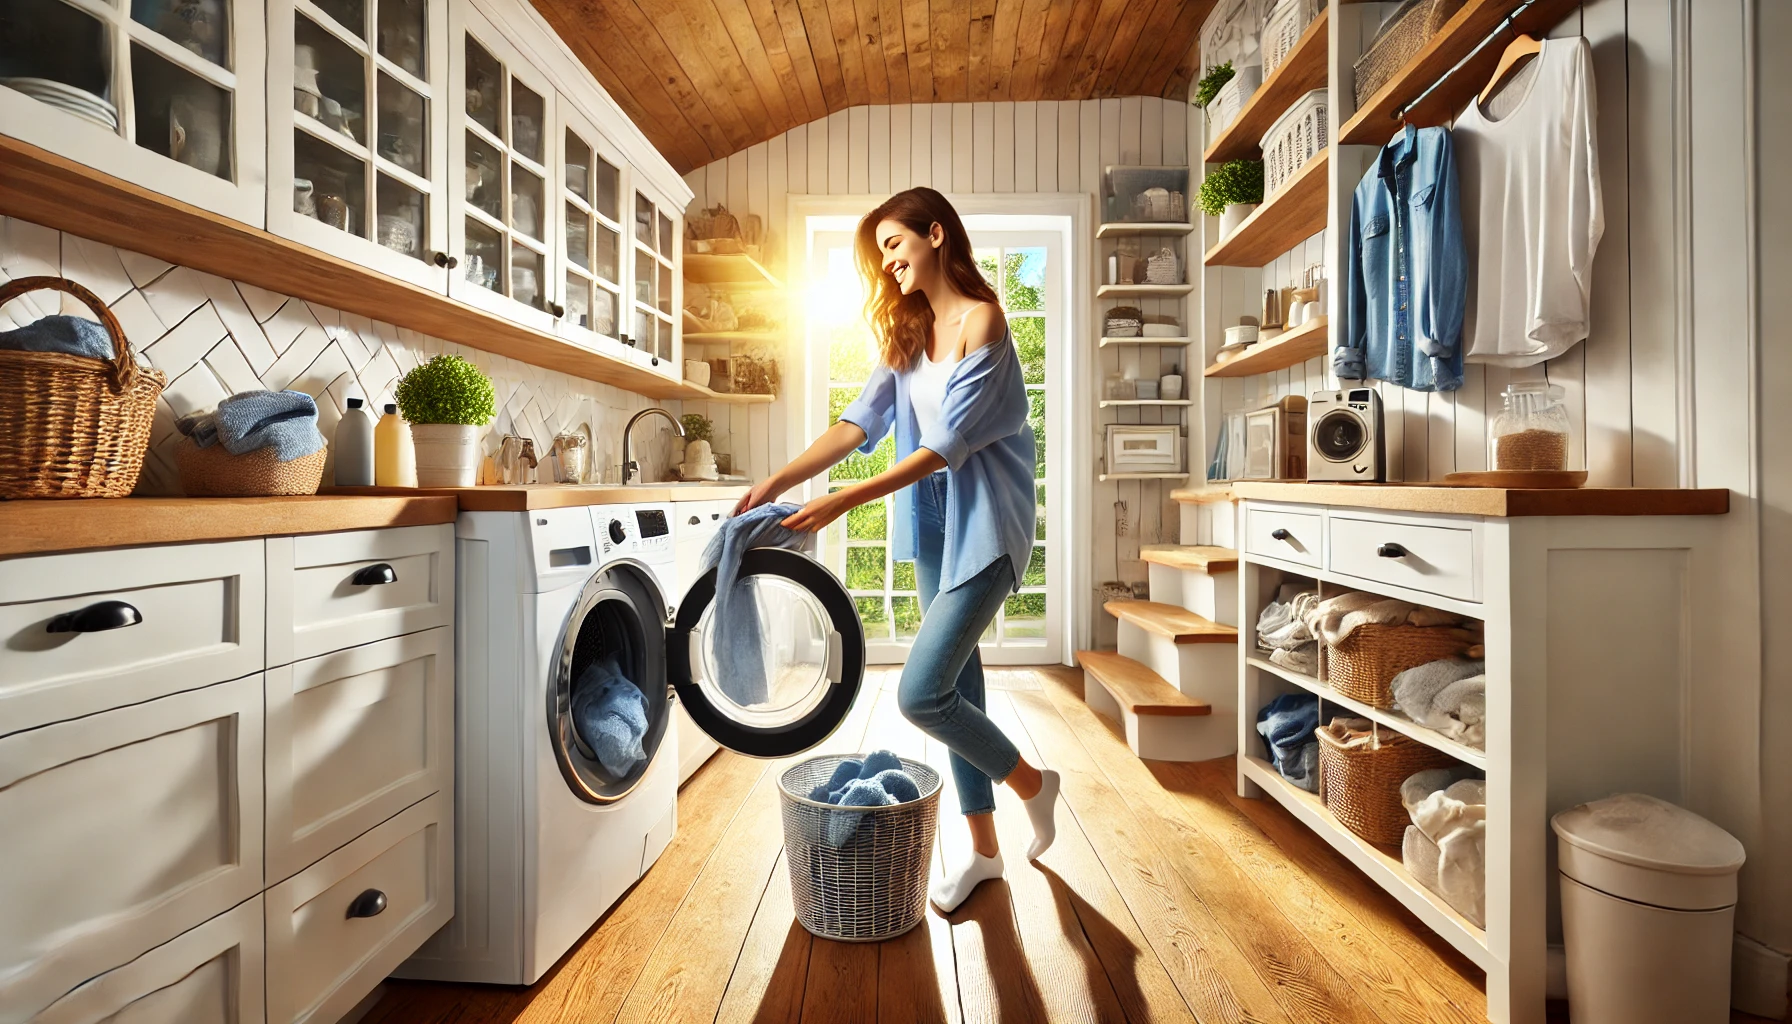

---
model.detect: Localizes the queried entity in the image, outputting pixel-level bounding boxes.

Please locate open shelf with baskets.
[1203,8,1330,163]
[1204,148,1328,268]
[1247,655,1488,768]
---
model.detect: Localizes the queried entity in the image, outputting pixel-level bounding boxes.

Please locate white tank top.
[910,306,982,439]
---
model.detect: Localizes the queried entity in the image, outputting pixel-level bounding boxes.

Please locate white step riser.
[1081,669,1234,763]
[1181,501,1237,549]
[1145,563,1239,627]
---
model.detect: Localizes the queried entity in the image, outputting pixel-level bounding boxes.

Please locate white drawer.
[0,676,264,1024]
[1243,506,1323,568]
[267,525,454,666]
[32,896,265,1024]
[1327,514,1481,603]
[266,793,452,1024]
[0,540,264,736]
[266,628,454,882]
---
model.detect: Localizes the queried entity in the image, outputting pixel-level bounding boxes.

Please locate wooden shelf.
[1240,755,1491,969]
[1099,336,1192,347]
[1098,472,1191,482]
[1076,650,1212,717]
[1203,8,1330,163]
[1204,148,1329,267]
[1204,316,1329,377]
[683,331,783,345]
[1098,398,1193,408]
[1171,484,1235,505]
[681,383,776,404]
[683,252,783,287]
[0,495,458,558]
[1096,283,1195,298]
[0,135,710,402]
[1247,656,1488,768]
[1103,600,1236,644]
[1095,221,1195,238]
[1228,481,1732,517]
[1339,0,1583,147]
[1141,544,1239,574]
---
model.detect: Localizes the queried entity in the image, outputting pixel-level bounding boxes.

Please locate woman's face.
[875,218,942,295]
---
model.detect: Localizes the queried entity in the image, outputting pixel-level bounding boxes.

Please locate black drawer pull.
[1377,543,1408,558]
[347,888,388,919]
[688,515,701,525]
[352,563,398,586]
[1270,528,1291,541]
[47,600,142,634]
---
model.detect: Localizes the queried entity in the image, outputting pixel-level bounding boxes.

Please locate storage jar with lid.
[1489,380,1573,471]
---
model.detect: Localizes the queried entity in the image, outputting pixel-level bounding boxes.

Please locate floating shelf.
[1204,148,1329,268]
[681,383,776,404]
[1247,656,1488,768]
[1099,336,1192,347]
[1204,316,1329,377]
[1096,283,1196,298]
[1240,755,1491,969]
[1099,398,1194,408]
[1095,221,1195,238]
[1203,8,1330,163]
[682,331,783,345]
[1098,472,1191,482]
[1170,485,1234,504]
[683,252,784,288]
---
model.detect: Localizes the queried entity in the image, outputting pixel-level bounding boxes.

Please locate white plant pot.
[1219,202,1258,237]
[411,423,481,487]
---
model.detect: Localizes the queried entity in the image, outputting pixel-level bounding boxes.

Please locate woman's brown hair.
[854,187,1000,370]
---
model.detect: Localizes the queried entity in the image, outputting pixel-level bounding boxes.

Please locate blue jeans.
[898,472,1021,816]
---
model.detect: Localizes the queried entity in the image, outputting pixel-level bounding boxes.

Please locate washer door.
[548,558,674,803]
[669,548,864,759]
[1313,408,1369,463]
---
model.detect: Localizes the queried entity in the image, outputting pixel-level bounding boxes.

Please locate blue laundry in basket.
[825,779,896,847]
[869,768,920,804]
[0,315,120,361]
[815,750,922,848]
[571,654,650,777]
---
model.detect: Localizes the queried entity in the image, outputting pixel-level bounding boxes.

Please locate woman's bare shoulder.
[961,302,1007,355]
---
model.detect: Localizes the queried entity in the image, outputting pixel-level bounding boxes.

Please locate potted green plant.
[1193,61,1236,111]
[395,354,496,486]
[1198,158,1265,238]
[677,413,719,480]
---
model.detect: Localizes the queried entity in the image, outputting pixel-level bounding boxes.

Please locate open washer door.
[668,547,865,758]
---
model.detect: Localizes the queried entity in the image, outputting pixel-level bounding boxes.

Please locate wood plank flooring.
[362,666,1766,1024]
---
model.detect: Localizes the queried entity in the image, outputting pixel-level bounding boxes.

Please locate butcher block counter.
[320,482,753,510]
[0,494,459,557]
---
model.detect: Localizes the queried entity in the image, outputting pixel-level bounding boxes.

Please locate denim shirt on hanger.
[1336,125,1467,392]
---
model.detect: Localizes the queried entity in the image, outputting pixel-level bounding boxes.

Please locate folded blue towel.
[571,654,650,777]
[1257,693,1321,792]
[0,315,119,361]
[213,390,326,460]
[814,750,922,847]
[825,779,896,847]
[696,502,816,707]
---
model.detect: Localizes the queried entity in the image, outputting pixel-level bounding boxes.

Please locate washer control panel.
[595,504,674,562]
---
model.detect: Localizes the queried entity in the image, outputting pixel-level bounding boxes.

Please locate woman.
[735,187,1060,913]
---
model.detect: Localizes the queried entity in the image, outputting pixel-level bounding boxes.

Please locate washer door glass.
[1314,409,1367,462]
[669,547,864,758]
[548,559,672,803]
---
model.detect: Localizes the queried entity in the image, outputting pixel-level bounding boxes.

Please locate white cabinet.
[628,182,680,371]
[0,0,267,222]
[265,0,453,289]
[266,523,454,666]
[1326,511,1482,603]
[556,102,628,358]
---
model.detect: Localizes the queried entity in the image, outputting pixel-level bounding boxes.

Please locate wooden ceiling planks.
[530,0,1216,172]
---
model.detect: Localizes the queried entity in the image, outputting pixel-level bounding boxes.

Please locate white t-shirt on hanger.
[1453,36,1604,367]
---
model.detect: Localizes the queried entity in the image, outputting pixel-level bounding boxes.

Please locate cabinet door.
[0,676,264,1023]
[264,0,451,290]
[555,101,636,365]
[627,181,679,376]
[0,0,266,223]
[446,4,556,332]
[32,896,265,1024]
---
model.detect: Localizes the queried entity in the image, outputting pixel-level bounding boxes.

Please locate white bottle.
[375,403,416,487]
[333,397,375,486]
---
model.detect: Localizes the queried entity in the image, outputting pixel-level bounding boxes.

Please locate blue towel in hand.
[213,390,326,460]
[696,502,816,707]
[571,654,650,777]
[0,315,119,361]
[1256,694,1321,792]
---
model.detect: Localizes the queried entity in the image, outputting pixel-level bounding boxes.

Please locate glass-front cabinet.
[557,103,627,356]
[265,0,449,287]
[0,0,266,221]
[629,184,678,370]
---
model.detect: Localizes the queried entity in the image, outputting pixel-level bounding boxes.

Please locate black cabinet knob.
[346,888,388,919]
[431,252,459,269]
[688,515,700,525]
[1270,528,1291,541]
[351,563,398,586]
[551,303,566,318]
[47,599,142,634]
[651,357,659,366]
[1377,543,1408,558]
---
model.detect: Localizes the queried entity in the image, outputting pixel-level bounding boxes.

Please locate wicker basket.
[1327,622,1475,708]
[1261,89,1329,198]
[779,754,942,942]
[175,438,327,496]
[1353,0,1470,107]
[0,277,166,499]
[1144,247,1182,285]
[1262,0,1321,78]
[1317,719,1456,846]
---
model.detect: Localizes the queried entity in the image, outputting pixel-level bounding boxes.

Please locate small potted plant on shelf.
[677,413,719,480]
[1199,158,1265,239]
[395,354,496,486]
[1193,61,1236,112]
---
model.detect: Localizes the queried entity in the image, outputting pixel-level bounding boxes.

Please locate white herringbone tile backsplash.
[0,216,682,493]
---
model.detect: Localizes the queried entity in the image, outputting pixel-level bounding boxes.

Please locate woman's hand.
[781,488,859,533]
[733,473,788,516]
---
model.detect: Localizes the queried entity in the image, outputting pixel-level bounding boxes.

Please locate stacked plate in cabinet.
[3,77,118,131]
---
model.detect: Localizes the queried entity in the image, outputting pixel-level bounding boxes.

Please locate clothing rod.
[1392,0,1542,122]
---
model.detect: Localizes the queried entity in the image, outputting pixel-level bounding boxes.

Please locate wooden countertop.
[320,483,752,510]
[1229,482,1730,517]
[0,495,459,558]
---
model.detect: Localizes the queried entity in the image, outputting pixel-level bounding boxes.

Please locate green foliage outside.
[845,546,886,591]
[1194,61,1235,109]
[1029,390,1047,478]
[1024,545,1046,586]
[833,434,894,481]
[1012,316,1045,384]
[893,596,922,637]
[1036,482,1047,540]
[829,321,877,383]
[893,560,916,591]
[846,499,886,540]
[395,354,495,425]
[1198,159,1265,217]
[856,596,887,628]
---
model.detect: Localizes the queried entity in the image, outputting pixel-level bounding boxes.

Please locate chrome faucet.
[622,407,684,484]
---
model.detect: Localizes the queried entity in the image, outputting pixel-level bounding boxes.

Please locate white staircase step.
[1076,650,1228,762]
[1102,600,1236,643]
[1140,544,1238,574]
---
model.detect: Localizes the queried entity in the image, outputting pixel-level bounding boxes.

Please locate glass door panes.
[631,190,675,365]
[560,121,622,341]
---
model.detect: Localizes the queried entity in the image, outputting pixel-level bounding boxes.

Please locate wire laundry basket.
[779,754,942,942]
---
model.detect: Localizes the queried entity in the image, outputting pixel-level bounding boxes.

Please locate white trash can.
[1551,793,1746,1024]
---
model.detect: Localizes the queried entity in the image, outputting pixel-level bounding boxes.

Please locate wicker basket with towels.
[1317,717,1457,846]
[173,389,329,496]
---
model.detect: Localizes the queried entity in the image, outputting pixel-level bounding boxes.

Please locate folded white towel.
[1400,771,1487,927]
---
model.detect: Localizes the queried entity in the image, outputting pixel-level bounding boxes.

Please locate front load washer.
[400,498,865,985]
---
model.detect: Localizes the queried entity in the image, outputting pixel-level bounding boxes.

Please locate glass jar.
[1489,381,1572,471]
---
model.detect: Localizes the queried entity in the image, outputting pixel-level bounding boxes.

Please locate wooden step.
[1170,485,1235,505]
[1075,651,1210,717]
[1140,544,1238,574]
[1103,601,1238,644]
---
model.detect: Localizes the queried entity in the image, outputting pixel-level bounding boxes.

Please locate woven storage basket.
[1144,248,1182,285]
[1262,0,1321,78]
[1317,720,1456,846]
[780,754,941,942]
[1261,89,1329,198]
[1353,0,1469,107]
[1327,622,1474,708]
[175,438,327,496]
[0,277,166,498]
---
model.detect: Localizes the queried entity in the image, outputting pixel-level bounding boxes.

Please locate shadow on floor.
[1039,863,1148,1019]
[945,878,1050,1022]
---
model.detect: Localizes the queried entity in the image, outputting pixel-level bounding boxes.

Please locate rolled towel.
[870,768,921,804]
[0,314,121,361]
[570,655,650,777]
[825,778,895,847]
[1430,675,1487,749]
[213,390,327,461]
[1390,658,1485,726]
[857,749,903,779]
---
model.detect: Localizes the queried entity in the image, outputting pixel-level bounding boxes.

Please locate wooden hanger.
[1479,32,1543,106]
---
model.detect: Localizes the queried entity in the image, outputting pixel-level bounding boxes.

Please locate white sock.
[930,849,1004,913]
[1023,770,1060,861]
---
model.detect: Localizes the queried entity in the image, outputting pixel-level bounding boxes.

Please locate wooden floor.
[363,667,1763,1024]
